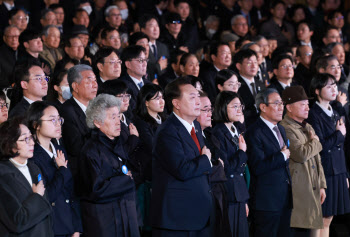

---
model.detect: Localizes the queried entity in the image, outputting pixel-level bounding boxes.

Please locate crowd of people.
[0,0,350,236]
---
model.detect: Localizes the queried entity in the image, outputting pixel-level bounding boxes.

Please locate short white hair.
[105,5,119,17]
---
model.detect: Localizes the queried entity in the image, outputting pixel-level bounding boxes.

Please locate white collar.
[100,77,106,83]
[129,75,144,89]
[23,96,35,104]
[260,115,277,131]
[278,80,290,89]
[40,142,57,159]
[225,123,238,137]
[73,97,87,113]
[9,158,28,167]
[240,74,255,84]
[316,101,333,117]
[3,1,14,11]
[213,65,221,72]
[120,113,128,126]
[154,114,162,124]
[173,112,195,135]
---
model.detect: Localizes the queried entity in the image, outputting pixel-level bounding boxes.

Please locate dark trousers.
[152,225,211,237]
[251,208,293,237]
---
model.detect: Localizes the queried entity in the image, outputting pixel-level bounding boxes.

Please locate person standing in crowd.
[151,77,213,236]
[78,94,139,237]
[0,118,53,237]
[280,86,327,237]
[60,64,97,180]
[40,25,62,71]
[47,69,70,111]
[27,101,82,237]
[179,53,200,77]
[245,88,293,237]
[307,73,350,237]
[268,54,295,95]
[215,69,241,94]
[133,84,166,236]
[212,91,249,237]
[0,91,8,124]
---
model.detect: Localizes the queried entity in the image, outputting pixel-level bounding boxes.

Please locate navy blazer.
[0,160,53,236]
[212,123,249,203]
[245,118,292,211]
[32,144,82,235]
[307,103,347,176]
[199,63,219,103]
[151,113,212,230]
[268,77,297,96]
[9,98,30,119]
[60,98,90,179]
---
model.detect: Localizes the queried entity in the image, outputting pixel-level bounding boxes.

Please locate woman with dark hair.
[47,69,71,110]
[133,84,166,234]
[0,118,53,236]
[0,91,8,124]
[212,91,249,237]
[179,53,200,77]
[26,101,82,237]
[187,75,204,92]
[307,73,350,237]
[215,69,241,93]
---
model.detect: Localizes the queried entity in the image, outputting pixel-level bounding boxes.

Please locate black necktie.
[152,44,158,59]
[251,82,257,97]
[231,125,239,146]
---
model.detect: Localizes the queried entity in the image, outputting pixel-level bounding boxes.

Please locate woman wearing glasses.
[0,118,53,236]
[0,91,8,124]
[26,101,82,237]
[212,91,249,237]
[133,84,166,235]
[307,73,350,237]
[215,69,241,94]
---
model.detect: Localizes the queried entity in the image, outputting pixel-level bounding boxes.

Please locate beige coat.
[39,44,63,70]
[280,115,327,229]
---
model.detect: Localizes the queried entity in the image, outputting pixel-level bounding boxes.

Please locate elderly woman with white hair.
[77,94,139,237]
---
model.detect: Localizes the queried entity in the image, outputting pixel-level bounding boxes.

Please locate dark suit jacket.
[212,123,249,203]
[148,41,170,74]
[158,67,178,89]
[9,97,30,119]
[0,44,16,89]
[237,76,263,128]
[0,160,53,236]
[268,77,296,96]
[307,103,347,176]
[60,98,90,179]
[151,113,212,230]
[293,63,313,95]
[199,63,219,103]
[245,118,292,212]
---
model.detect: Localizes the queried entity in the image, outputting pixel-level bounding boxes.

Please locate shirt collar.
[213,65,221,72]
[120,113,128,126]
[154,114,162,124]
[23,96,35,104]
[316,101,333,117]
[40,142,57,158]
[73,96,87,113]
[260,115,277,131]
[225,123,238,137]
[173,112,195,135]
[100,77,106,83]
[3,1,14,11]
[129,75,144,89]
[278,80,290,89]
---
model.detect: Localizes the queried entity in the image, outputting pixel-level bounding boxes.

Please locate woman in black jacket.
[26,101,82,237]
[0,118,53,237]
[307,73,350,237]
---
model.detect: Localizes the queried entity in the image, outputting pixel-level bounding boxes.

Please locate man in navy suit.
[60,64,97,180]
[245,88,293,237]
[151,77,213,237]
[120,45,151,113]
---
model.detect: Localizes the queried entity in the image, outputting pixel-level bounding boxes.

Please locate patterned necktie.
[138,81,144,89]
[273,126,285,149]
[231,125,239,146]
[191,127,201,153]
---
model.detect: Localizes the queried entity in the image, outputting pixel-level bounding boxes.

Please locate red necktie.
[191,127,201,153]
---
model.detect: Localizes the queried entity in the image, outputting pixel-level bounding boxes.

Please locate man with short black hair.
[268,54,295,95]
[93,47,121,86]
[100,26,121,51]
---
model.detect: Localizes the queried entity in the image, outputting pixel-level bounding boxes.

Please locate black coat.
[0,160,53,237]
[60,98,90,179]
[307,103,348,176]
[32,144,82,235]
[9,98,30,119]
[268,77,296,96]
[0,44,16,89]
[293,63,313,95]
[199,63,219,103]
[78,130,139,237]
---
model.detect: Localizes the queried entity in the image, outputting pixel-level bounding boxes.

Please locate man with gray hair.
[231,14,249,39]
[40,25,62,70]
[60,64,98,180]
[245,88,293,237]
[105,5,122,31]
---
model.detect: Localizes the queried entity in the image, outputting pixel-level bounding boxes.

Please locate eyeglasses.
[105,60,122,65]
[224,82,241,89]
[18,135,34,144]
[334,16,344,20]
[280,64,293,70]
[28,76,50,83]
[40,117,65,126]
[116,93,131,101]
[234,23,248,27]
[4,34,19,39]
[244,61,258,67]
[110,13,122,17]
[303,52,312,57]
[328,65,342,71]
[0,103,8,110]
[267,101,284,107]
[130,58,149,64]
[228,104,245,111]
[14,15,29,22]
[200,108,214,113]
[171,20,181,24]
[108,36,121,41]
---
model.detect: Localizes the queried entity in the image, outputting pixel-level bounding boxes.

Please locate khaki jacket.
[39,44,62,70]
[280,115,327,229]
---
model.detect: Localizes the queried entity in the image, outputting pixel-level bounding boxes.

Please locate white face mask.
[208,29,217,35]
[82,5,92,15]
[60,86,72,100]
[120,9,129,20]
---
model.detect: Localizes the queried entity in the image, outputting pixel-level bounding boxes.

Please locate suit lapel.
[6,161,33,192]
[258,118,281,151]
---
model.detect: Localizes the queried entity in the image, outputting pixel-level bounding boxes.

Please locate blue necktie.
[138,81,144,88]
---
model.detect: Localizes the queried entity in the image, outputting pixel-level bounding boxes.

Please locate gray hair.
[67,64,93,92]
[41,9,55,20]
[205,15,219,25]
[105,5,119,17]
[241,42,258,50]
[255,88,279,112]
[86,94,121,129]
[42,25,59,37]
[4,25,19,35]
[324,42,344,54]
[231,14,245,26]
